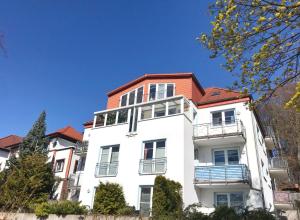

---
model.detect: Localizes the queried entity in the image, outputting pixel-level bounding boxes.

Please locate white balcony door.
[213,149,239,165]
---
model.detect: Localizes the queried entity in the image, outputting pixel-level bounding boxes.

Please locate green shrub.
[209,206,240,220]
[117,206,136,216]
[34,200,88,217]
[241,208,275,220]
[183,203,210,220]
[152,176,183,220]
[93,182,127,215]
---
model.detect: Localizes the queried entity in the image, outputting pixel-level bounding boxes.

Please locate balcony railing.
[95,161,119,177]
[75,141,89,155]
[274,191,300,206]
[269,157,288,169]
[193,120,245,140]
[68,173,82,189]
[139,157,167,175]
[194,164,250,184]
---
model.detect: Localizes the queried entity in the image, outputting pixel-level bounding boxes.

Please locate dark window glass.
[121,94,127,107]
[228,150,239,164]
[216,194,228,206]
[167,84,174,97]
[95,114,105,127]
[78,156,86,171]
[73,160,78,173]
[117,109,128,124]
[154,103,166,117]
[136,87,144,103]
[149,84,156,101]
[214,150,225,165]
[230,193,244,211]
[106,111,116,125]
[144,142,153,159]
[225,110,235,124]
[140,187,151,216]
[212,112,222,126]
[129,91,135,105]
[194,149,199,160]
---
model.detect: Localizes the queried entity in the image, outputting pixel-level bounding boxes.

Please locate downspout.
[250,109,266,209]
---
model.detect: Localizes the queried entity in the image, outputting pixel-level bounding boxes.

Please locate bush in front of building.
[34,200,88,217]
[93,182,135,215]
[182,203,210,220]
[152,176,183,220]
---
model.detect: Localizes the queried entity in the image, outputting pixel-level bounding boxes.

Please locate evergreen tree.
[19,111,49,156]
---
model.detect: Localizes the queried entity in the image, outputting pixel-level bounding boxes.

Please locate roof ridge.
[205,87,240,93]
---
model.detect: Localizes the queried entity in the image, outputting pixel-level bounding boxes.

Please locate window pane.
[168,100,181,115]
[144,142,153,159]
[157,84,165,99]
[154,103,166,117]
[225,110,235,124]
[117,109,128,124]
[136,87,144,104]
[155,141,165,158]
[140,187,151,216]
[230,193,243,210]
[110,146,119,162]
[100,147,109,163]
[141,105,152,120]
[228,150,239,164]
[129,91,135,105]
[106,111,116,125]
[78,156,86,171]
[194,149,199,160]
[216,194,228,206]
[121,94,127,107]
[184,101,190,112]
[95,114,105,127]
[214,150,225,165]
[167,84,174,97]
[212,112,222,126]
[149,84,156,101]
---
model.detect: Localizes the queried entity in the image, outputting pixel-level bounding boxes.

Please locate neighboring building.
[79,73,274,215]
[0,135,23,170]
[0,126,83,201]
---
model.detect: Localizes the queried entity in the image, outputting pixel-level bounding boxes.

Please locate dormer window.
[120,86,144,107]
[149,83,175,101]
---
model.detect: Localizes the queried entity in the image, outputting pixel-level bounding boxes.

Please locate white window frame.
[212,147,240,165]
[55,159,65,172]
[119,86,144,107]
[215,192,244,208]
[211,109,236,127]
[148,83,175,101]
[142,139,166,160]
[138,185,153,216]
[97,145,120,177]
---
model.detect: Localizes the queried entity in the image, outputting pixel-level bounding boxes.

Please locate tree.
[19,111,49,156]
[93,182,127,215]
[200,0,300,109]
[152,176,183,219]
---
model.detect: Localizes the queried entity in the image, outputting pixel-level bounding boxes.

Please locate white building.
[78,72,274,215]
[0,135,23,171]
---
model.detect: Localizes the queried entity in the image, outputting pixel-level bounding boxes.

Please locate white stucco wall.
[0,149,9,171]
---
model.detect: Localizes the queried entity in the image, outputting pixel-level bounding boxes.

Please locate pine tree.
[19,111,49,156]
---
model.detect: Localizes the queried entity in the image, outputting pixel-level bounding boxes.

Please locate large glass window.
[214,149,239,165]
[144,142,154,160]
[141,105,152,120]
[120,87,144,107]
[214,150,225,165]
[157,84,165,99]
[149,84,156,101]
[149,83,175,101]
[117,109,128,124]
[227,150,239,165]
[121,94,128,107]
[168,100,181,115]
[225,110,235,124]
[136,87,144,103]
[212,112,222,126]
[106,111,117,125]
[129,90,136,105]
[216,193,228,206]
[154,103,166,117]
[139,186,152,216]
[95,114,105,127]
[97,145,119,176]
[166,84,174,97]
[211,109,235,126]
[215,192,244,210]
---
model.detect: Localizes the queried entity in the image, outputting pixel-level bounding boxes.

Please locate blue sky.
[0,0,235,137]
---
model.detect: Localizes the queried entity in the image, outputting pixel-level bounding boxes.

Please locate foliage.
[34,200,88,217]
[117,206,136,216]
[93,182,127,215]
[20,111,49,156]
[241,208,275,220]
[285,81,300,111]
[200,0,300,108]
[0,153,56,211]
[209,206,240,220]
[152,176,183,220]
[183,203,210,220]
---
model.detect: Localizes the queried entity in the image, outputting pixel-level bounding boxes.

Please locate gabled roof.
[107,72,205,96]
[0,135,23,149]
[197,87,250,106]
[47,126,83,143]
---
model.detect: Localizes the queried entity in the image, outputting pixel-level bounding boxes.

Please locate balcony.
[193,120,246,147]
[68,173,82,189]
[274,191,300,210]
[194,164,250,188]
[74,141,89,155]
[95,161,118,177]
[269,157,289,179]
[139,157,167,175]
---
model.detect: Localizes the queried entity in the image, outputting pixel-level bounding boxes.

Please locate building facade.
[78,73,274,215]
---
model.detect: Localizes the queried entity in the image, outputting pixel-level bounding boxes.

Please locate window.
[141,140,166,174]
[55,159,65,172]
[154,103,166,117]
[106,111,117,125]
[117,109,128,124]
[120,87,144,107]
[215,192,244,210]
[78,156,86,172]
[168,100,181,115]
[211,109,235,126]
[194,148,199,160]
[141,105,153,120]
[73,160,79,173]
[139,186,153,216]
[148,83,175,101]
[95,114,105,127]
[97,145,119,176]
[214,149,239,165]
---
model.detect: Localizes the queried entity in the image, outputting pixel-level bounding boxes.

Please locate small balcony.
[95,161,119,177]
[194,164,250,188]
[68,173,82,189]
[193,120,246,147]
[139,157,167,175]
[274,191,300,210]
[74,141,89,155]
[269,157,289,179]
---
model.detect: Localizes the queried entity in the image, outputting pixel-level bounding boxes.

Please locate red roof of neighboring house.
[47,126,83,142]
[0,135,23,149]
[107,72,205,97]
[197,87,250,106]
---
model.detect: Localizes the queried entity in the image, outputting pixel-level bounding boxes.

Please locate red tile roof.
[47,126,83,142]
[0,135,23,149]
[198,87,250,106]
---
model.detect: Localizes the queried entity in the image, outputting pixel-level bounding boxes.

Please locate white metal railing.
[95,161,119,177]
[139,157,167,174]
[269,157,288,169]
[193,120,245,139]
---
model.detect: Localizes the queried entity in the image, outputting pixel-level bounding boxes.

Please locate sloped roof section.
[47,126,83,142]
[198,87,249,106]
[0,135,23,149]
